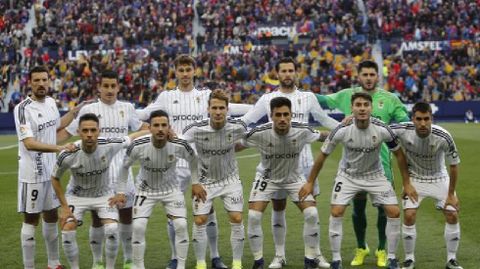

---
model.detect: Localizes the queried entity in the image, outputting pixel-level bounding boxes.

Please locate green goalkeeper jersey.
[316,87,409,181]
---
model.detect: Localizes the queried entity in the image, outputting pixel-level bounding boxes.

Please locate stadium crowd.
[3,0,480,112]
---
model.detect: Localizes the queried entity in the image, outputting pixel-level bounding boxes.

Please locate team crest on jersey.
[144,156,150,162]
[204,137,209,141]
[97,114,102,119]
[292,139,297,144]
[378,101,384,109]
[38,113,43,118]
[430,144,435,152]
[20,126,26,134]
[168,154,175,162]
[101,156,106,163]
[372,136,377,143]
[173,100,179,104]
[268,142,273,147]
[196,97,200,103]
[227,134,233,142]
[298,99,301,105]
[119,110,124,118]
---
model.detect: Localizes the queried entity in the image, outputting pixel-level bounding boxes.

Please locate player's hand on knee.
[444,194,460,212]
[60,207,76,229]
[192,184,207,203]
[402,183,418,202]
[108,193,126,208]
[299,182,314,201]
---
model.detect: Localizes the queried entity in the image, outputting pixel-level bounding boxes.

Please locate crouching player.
[110,110,197,269]
[51,113,147,269]
[390,102,463,269]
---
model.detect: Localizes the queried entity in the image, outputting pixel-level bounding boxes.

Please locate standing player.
[242,57,337,269]
[138,54,248,269]
[389,102,463,269]
[242,97,329,269]
[300,92,416,269]
[110,110,198,269]
[51,113,146,269]
[14,65,83,269]
[182,90,247,269]
[316,60,409,267]
[58,70,148,269]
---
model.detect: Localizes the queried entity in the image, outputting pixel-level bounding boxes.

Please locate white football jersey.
[241,88,338,168]
[119,135,198,194]
[182,118,247,186]
[244,122,321,184]
[139,88,210,168]
[53,137,131,197]
[322,117,400,179]
[390,123,460,182]
[66,100,143,185]
[14,96,61,183]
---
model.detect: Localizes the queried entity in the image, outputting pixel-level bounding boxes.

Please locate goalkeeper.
[316,60,409,267]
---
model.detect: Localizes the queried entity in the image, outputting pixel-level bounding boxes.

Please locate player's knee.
[194,215,208,226]
[303,206,319,224]
[132,218,148,239]
[62,221,77,231]
[24,213,41,226]
[330,207,345,218]
[42,208,58,223]
[444,210,458,224]
[248,210,263,226]
[403,209,417,225]
[384,206,400,218]
[173,217,188,234]
[91,211,103,227]
[272,199,287,211]
[229,212,243,224]
[104,222,119,239]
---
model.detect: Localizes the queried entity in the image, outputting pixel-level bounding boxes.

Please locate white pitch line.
[0,144,17,150]
[0,153,260,176]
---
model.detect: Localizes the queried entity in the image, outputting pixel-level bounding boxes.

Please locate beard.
[280,79,295,88]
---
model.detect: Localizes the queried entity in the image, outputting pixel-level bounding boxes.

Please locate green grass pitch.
[0,123,479,268]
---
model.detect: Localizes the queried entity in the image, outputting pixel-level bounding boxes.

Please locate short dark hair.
[358,60,378,74]
[149,109,170,123]
[79,113,99,126]
[174,54,196,69]
[275,57,297,72]
[208,89,229,107]
[412,101,432,114]
[29,66,49,78]
[101,70,118,81]
[351,92,372,104]
[270,97,291,112]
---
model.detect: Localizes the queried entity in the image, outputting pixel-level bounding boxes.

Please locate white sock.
[206,211,220,259]
[192,223,207,263]
[167,219,177,259]
[386,217,401,259]
[89,226,104,265]
[271,209,286,257]
[402,224,416,261]
[231,222,245,261]
[104,223,119,269]
[329,216,343,261]
[173,218,189,269]
[444,223,460,261]
[303,207,320,259]
[21,223,36,269]
[119,223,133,262]
[247,210,264,261]
[62,230,79,269]
[132,218,148,269]
[42,220,61,268]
